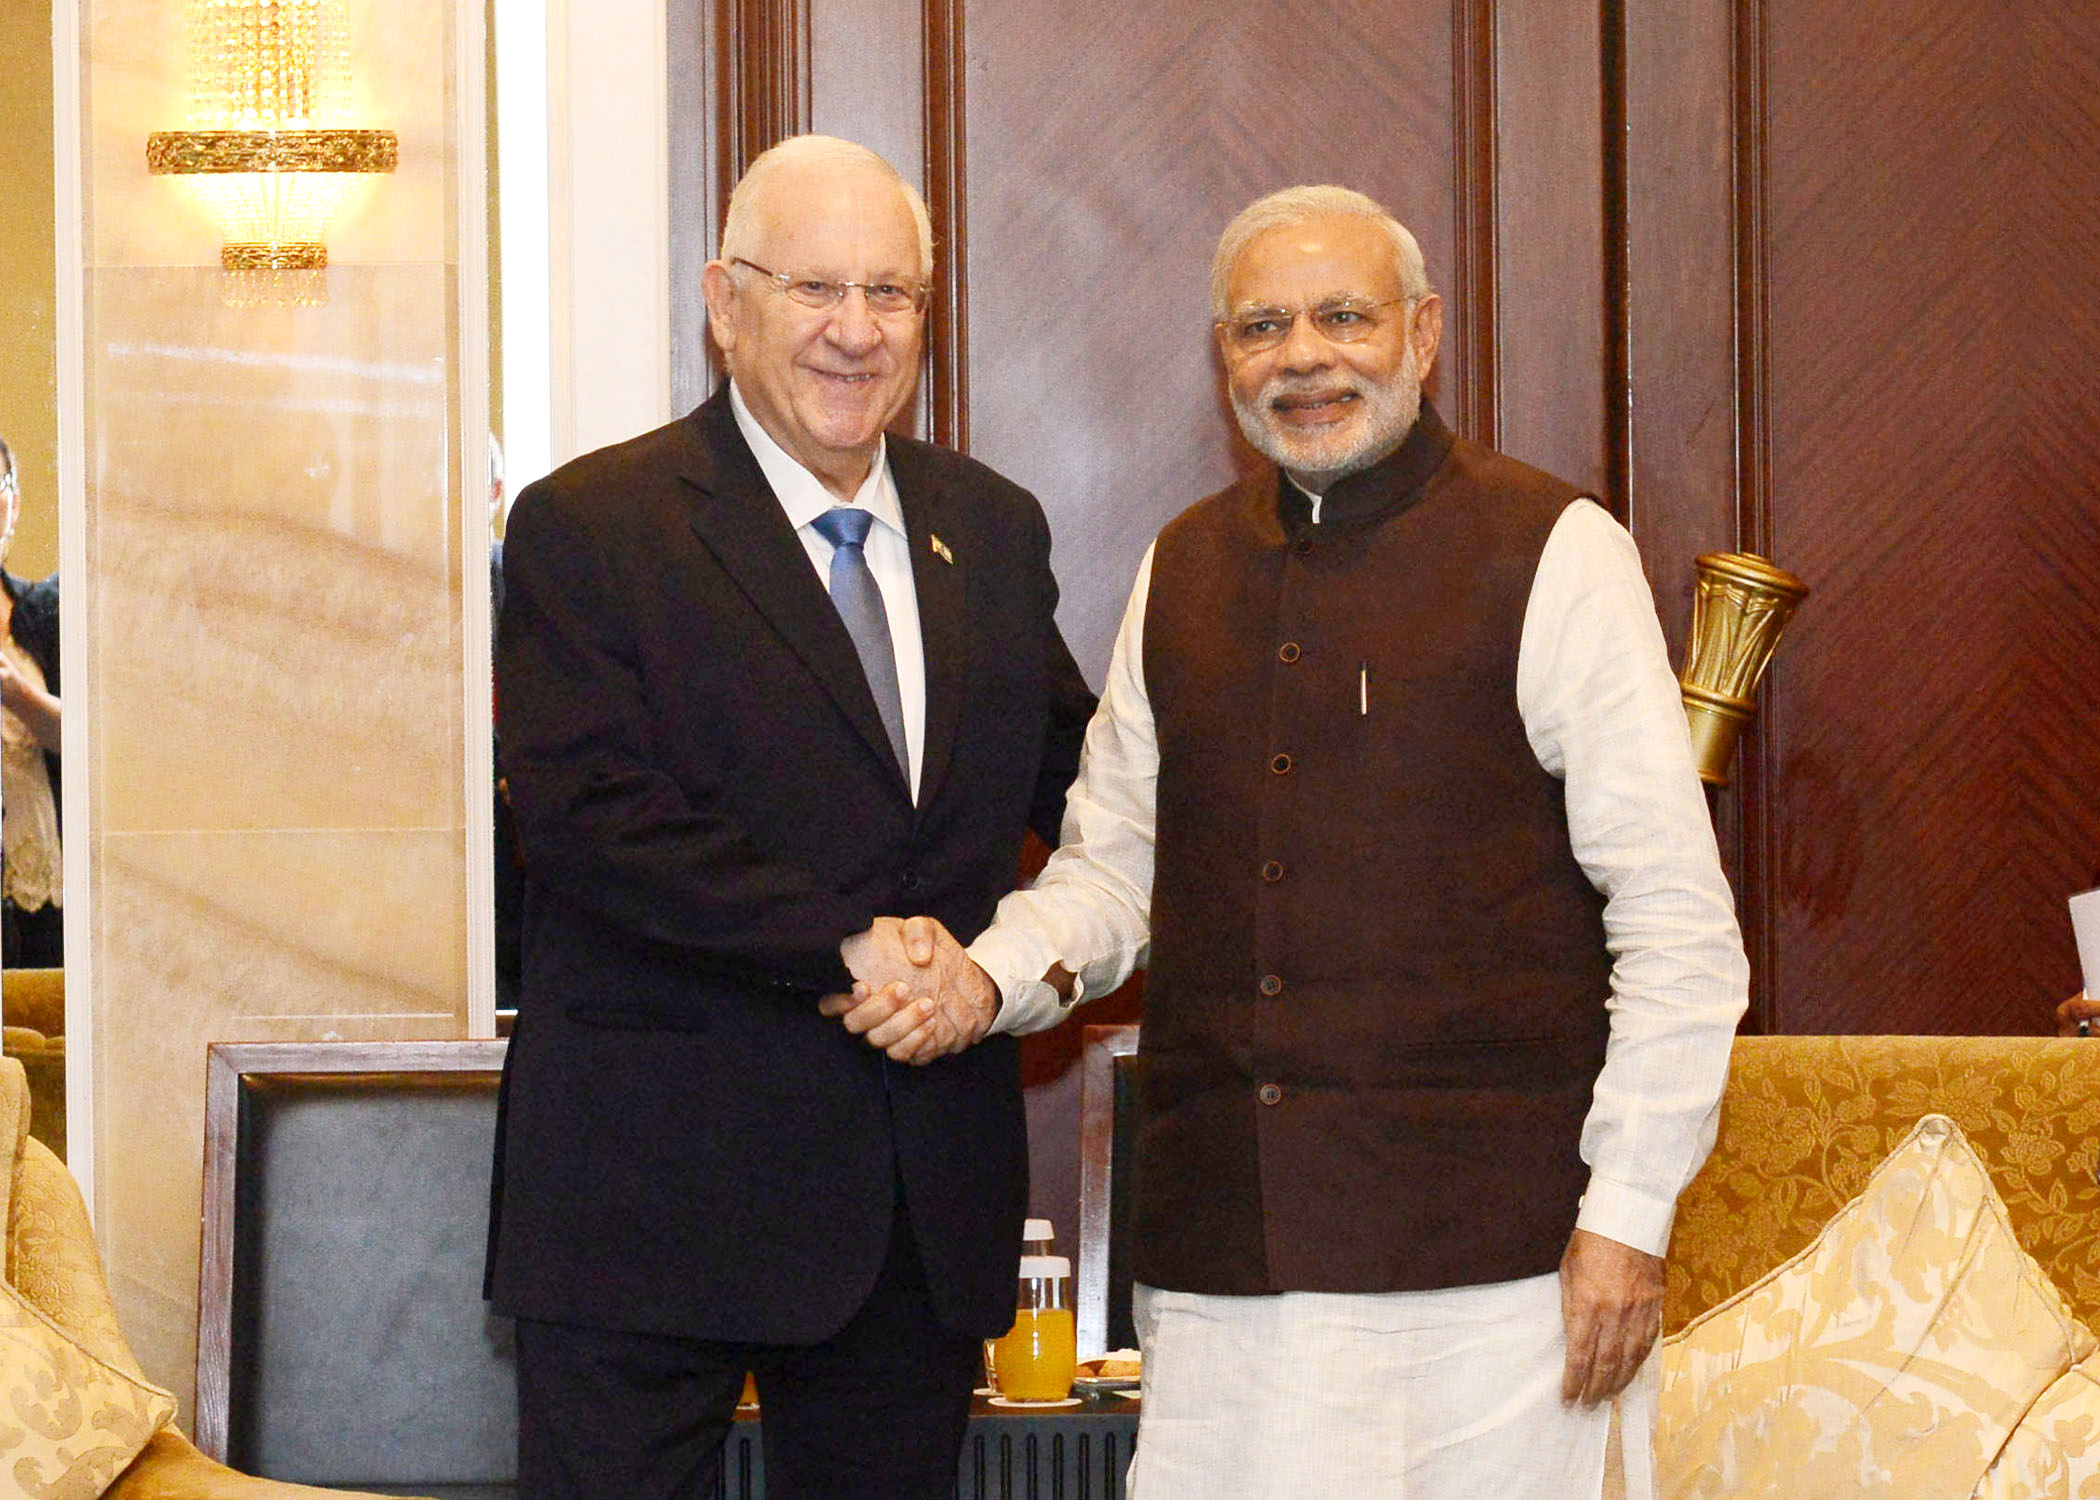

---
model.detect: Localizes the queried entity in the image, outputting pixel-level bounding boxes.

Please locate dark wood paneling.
[808,0,923,180]
[1730,0,1781,1030]
[719,0,811,192]
[958,0,1464,674]
[921,0,967,450]
[1450,0,1500,447]
[1620,0,1767,1019]
[669,0,812,413]
[1756,0,2100,1033]
[667,0,719,411]
[1490,1,1608,498]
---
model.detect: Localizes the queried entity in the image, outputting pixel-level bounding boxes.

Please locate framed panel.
[197,1040,512,1487]
[1076,1023,1139,1361]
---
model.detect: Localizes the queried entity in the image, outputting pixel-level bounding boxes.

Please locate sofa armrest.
[106,1429,430,1500]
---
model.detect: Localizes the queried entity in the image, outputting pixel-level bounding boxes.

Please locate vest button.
[1277,641,1301,663]
[1269,753,1294,775]
[1258,973,1284,997]
[1257,1082,1284,1105]
[1260,861,1285,884]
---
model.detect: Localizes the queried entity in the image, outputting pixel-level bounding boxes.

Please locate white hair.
[719,135,935,280]
[1210,185,1433,319]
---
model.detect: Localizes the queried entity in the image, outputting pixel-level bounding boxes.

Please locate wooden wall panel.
[1492,0,1608,501]
[957,0,1466,672]
[668,0,1612,675]
[1754,0,2100,1033]
[1619,0,1763,1016]
[808,0,922,192]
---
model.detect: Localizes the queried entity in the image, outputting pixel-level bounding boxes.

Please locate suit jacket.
[486,387,1095,1344]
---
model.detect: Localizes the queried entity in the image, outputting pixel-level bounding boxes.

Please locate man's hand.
[820,915,997,1065]
[2058,991,2100,1037]
[1559,1227,1664,1407]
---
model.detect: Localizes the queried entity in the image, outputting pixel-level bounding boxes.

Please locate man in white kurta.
[831,186,1748,1500]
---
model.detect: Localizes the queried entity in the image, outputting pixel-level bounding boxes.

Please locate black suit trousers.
[514,1180,982,1500]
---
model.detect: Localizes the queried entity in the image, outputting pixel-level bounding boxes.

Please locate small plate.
[1071,1374,1140,1396]
[987,1395,1082,1409]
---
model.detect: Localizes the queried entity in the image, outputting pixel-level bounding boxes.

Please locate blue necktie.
[811,506,910,777]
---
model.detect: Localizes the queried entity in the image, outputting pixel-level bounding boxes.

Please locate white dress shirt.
[967,495,1749,1257]
[730,384,927,801]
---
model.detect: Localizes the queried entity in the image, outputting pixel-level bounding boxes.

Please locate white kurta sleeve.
[970,546,1160,1036]
[1516,500,1750,1257]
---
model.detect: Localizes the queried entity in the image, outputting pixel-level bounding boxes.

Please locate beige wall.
[1,0,59,579]
[80,0,472,1419]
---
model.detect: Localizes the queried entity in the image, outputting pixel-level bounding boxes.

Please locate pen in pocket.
[1358,661,1369,716]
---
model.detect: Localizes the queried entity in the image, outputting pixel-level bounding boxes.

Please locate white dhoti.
[1127,1273,1655,1500]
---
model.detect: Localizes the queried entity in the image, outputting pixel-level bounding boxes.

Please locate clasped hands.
[820,915,997,1065]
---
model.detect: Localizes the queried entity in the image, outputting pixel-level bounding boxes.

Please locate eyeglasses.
[1217,296,1412,355]
[731,258,928,316]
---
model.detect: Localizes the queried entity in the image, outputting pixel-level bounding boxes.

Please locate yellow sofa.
[1664,1034,2100,1336]
[1603,1035,2100,1499]
[3,964,66,1158]
[0,1056,407,1499]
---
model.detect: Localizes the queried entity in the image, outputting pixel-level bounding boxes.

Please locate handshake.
[821,916,998,1066]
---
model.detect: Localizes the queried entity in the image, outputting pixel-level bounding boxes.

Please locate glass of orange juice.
[991,1255,1075,1401]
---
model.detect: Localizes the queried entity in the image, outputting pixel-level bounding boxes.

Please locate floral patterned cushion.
[1657,1114,2094,1500]
[1971,1348,2100,1500]
[1666,1036,2100,1335]
[0,1277,174,1499]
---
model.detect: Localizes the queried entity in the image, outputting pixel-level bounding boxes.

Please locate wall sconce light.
[146,0,397,305]
[1678,552,1809,788]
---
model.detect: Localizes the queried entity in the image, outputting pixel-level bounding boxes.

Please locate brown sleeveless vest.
[1134,405,1614,1294]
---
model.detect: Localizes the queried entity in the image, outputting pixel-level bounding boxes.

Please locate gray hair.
[719,135,935,280]
[1210,186,1433,319]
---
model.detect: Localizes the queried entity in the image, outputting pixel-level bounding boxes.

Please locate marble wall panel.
[81,0,471,1422]
[87,266,461,835]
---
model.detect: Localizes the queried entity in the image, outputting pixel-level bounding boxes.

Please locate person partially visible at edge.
[0,436,62,969]
[484,135,1094,1500]
[835,185,1750,1500]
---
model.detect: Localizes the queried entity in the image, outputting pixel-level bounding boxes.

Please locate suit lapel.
[678,395,910,791]
[891,441,964,814]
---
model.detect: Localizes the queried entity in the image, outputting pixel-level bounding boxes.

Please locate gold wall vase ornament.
[145,1,398,304]
[1678,552,1809,788]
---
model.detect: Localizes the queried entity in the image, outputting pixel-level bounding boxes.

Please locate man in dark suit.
[486,134,1094,1500]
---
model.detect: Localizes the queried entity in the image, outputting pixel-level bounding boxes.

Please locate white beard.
[1231,344,1423,493]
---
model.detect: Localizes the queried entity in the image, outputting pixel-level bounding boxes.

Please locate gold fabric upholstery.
[0,1279,175,1497]
[1973,1349,2100,1499]
[4,968,69,1159]
[0,1057,413,1499]
[1665,1035,2100,1335]
[3,967,66,1037]
[1658,1114,2093,1500]
[11,1138,140,1380]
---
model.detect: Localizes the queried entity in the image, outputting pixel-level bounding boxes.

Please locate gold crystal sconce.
[147,0,398,304]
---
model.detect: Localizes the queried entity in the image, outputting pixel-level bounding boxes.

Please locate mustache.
[1259,375,1366,407]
